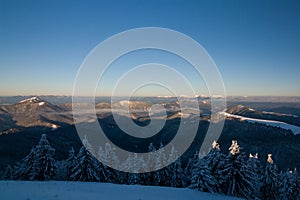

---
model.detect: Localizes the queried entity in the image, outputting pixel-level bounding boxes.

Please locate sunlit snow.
[221,112,300,135]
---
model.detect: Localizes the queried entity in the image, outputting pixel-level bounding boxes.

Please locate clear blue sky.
[0,0,299,96]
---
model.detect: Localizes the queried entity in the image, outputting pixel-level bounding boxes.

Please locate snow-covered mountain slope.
[225,104,300,127]
[16,96,64,112]
[222,112,300,135]
[0,97,74,130]
[19,96,44,104]
[0,181,241,200]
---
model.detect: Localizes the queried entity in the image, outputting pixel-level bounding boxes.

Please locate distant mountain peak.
[19,96,43,104]
[14,96,64,113]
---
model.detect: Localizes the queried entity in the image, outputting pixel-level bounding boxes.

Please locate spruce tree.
[128,172,140,185]
[169,158,185,188]
[261,154,281,200]
[65,147,77,180]
[3,165,14,180]
[183,151,200,187]
[69,145,102,182]
[217,140,259,199]
[246,153,262,198]
[189,158,218,193]
[97,144,116,183]
[153,143,169,186]
[203,141,226,193]
[10,162,24,180]
[166,145,184,188]
[13,134,56,181]
[104,143,120,170]
[238,154,261,199]
[278,169,300,200]
[69,138,104,182]
[139,172,152,186]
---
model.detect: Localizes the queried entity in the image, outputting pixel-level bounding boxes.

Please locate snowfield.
[0,181,241,200]
[222,112,300,135]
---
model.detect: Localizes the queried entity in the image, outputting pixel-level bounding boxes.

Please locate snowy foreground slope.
[0,181,241,200]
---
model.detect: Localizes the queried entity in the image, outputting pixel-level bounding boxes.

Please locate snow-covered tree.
[183,152,200,187]
[153,143,169,186]
[168,158,184,188]
[153,168,169,186]
[204,141,224,169]
[212,140,220,150]
[261,154,281,200]
[33,134,56,180]
[246,153,262,198]
[238,154,261,199]
[69,139,104,182]
[189,158,218,193]
[55,160,67,180]
[115,151,151,185]
[146,143,157,170]
[128,172,140,185]
[229,140,240,155]
[278,169,300,200]
[97,145,105,162]
[3,165,14,180]
[217,140,259,199]
[117,171,128,184]
[65,147,77,180]
[267,153,274,164]
[20,147,38,180]
[82,135,96,156]
[97,143,121,183]
[167,146,185,188]
[104,143,120,170]
[123,153,148,173]
[9,162,23,180]
[139,172,152,186]
[203,141,226,192]
[96,144,118,183]
[12,134,56,181]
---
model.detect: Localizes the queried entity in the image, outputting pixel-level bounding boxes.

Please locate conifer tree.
[203,141,226,192]
[278,169,300,200]
[189,158,218,193]
[128,172,140,185]
[65,147,77,180]
[69,137,104,182]
[13,134,56,181]
[169,158,185,188]
[183,151,200,187]
[153,143,169,186]
[217,140,259,199]
[246,153,262,198]
[3,165,14,180]
[261,154,281,200]
[167,146,184,188]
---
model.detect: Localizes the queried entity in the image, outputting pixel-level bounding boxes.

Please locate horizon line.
[1,95,300,98]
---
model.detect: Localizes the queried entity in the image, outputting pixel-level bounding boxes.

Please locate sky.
[0,0,299,96]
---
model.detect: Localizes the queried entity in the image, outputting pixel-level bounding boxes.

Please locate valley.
[0,96,300,174]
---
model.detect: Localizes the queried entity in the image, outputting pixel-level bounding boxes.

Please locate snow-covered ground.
[0,181,241,200]
[222,112,300,135]
[262,111,298,118]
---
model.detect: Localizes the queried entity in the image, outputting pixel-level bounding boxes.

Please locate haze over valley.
[1,95,300,173]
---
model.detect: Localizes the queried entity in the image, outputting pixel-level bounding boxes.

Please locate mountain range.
[0,96,300,174]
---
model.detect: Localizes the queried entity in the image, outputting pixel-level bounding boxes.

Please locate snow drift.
[0,181,241,200]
